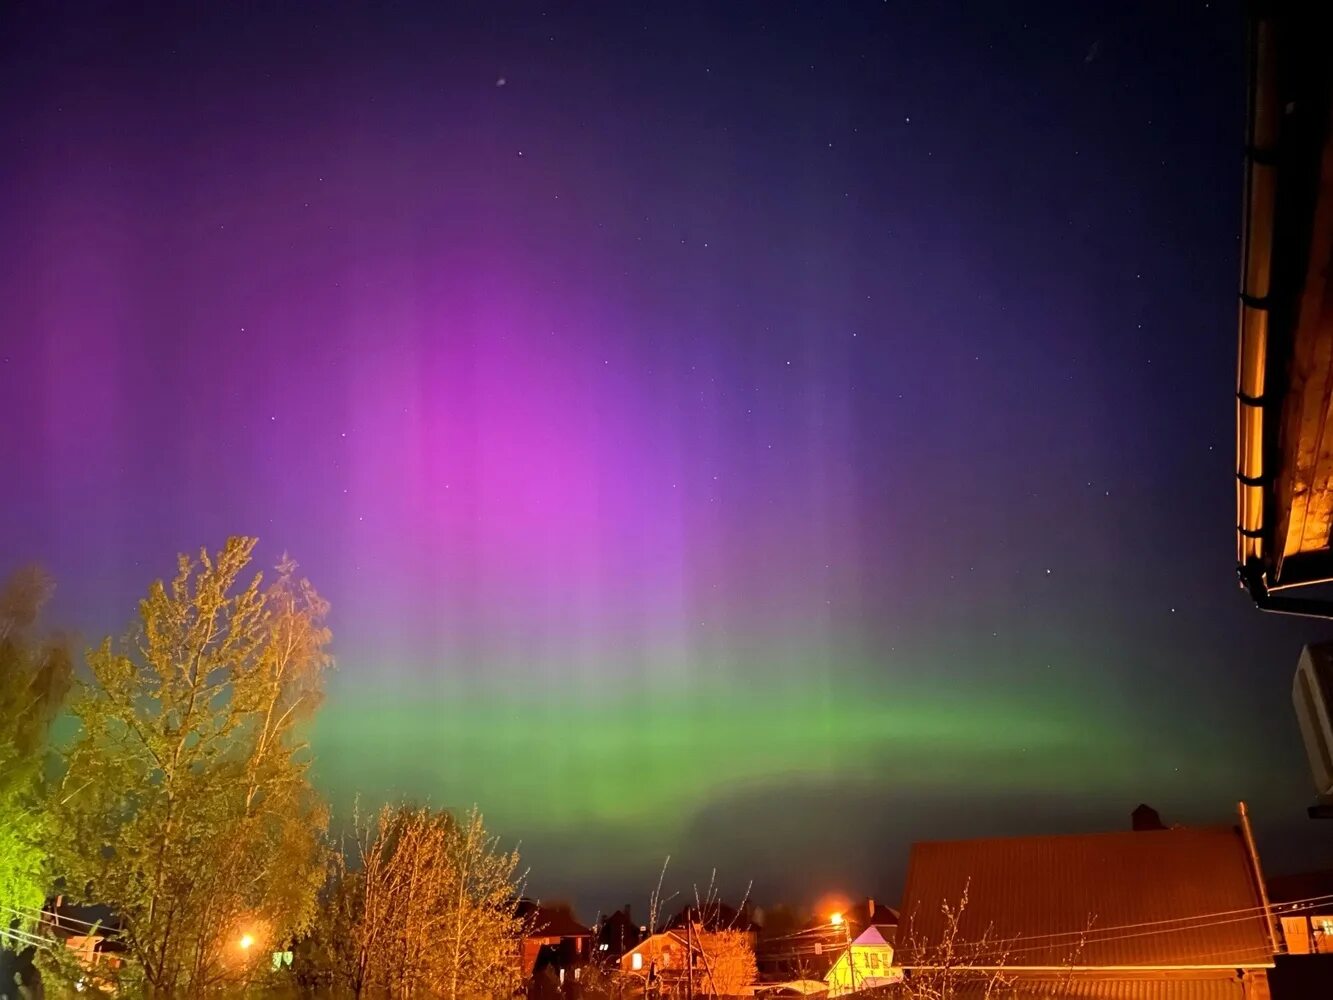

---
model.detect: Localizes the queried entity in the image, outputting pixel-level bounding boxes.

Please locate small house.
[823,924,899,996]
[516,900,593,981]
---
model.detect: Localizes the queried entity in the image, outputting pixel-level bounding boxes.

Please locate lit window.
[1321,919,1333,935]
[631,953,643,971]
[599,943,609,952]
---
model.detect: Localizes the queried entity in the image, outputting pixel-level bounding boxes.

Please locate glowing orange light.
[239,934,255,951]
[830,912,844,926]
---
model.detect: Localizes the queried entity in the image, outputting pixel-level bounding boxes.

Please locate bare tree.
[898,882,1013,1000]
[312,803,528,999]
[898,884,1094,1000]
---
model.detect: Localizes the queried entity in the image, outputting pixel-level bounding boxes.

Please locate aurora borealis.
[3,1,1331,912]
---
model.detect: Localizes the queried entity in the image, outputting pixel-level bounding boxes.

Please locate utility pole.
[832,911,856,996]
[845,919,857,996]
[686,909,695,1000]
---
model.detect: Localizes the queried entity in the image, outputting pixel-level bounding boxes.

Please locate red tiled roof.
[897,827,1274,970]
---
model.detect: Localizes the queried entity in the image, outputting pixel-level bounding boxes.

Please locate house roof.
[837,897,899,931]
[897,826,1274,970]
[666,901,758,933]
[850,925,895,948]
[516,900,593,939]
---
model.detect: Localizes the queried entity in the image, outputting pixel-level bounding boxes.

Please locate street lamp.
[239,933,255,951]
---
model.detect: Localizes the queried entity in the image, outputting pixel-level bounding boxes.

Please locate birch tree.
[45,538,331,998]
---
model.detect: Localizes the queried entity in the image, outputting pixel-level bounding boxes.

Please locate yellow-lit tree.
[45,538,331,998]
[697,929,758,997]
[309,803,528,999]
[0,565,71,933]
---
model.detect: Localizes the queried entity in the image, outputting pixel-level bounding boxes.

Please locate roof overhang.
[1237,2,1333,613]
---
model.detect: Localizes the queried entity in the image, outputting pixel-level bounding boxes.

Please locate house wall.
[1280,913,1333,954]
[523,935,588,977]
[824,943,897,997]
[621,933,691,975]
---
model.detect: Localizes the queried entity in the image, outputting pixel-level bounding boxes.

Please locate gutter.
[1238,800,1282,958]
[1237,5,1279,603]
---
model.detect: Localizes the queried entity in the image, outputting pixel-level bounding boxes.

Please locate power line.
[764,892,1333,965]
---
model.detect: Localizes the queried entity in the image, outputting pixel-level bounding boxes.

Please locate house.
[756,898,896,985]
[621,923,760,996]
[620,929,696,989]
[896,809,1277,999]
[516,900,594,981]
[596,906,643,961]
[40,897,126,973]
[823,924,899,997]
[1268,870,1333,955]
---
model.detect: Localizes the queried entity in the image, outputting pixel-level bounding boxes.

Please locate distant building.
[1269,870,1333,955]
[756,897,896,985]
[896,813,1277,999]
[40,897,126,974]
[516,900,593,981]
[596,906,642,960]
[620,929,696,991]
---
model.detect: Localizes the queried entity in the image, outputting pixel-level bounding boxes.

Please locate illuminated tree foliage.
[46,537,331,997]
[0,565,71,932]
[306,803,528,999]
[697,929,758,997]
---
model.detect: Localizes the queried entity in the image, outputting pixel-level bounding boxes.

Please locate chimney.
[1132,803,1166,831]
[867,897,876,919]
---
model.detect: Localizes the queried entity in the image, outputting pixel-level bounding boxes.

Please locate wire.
[765,893,1333,965]
[892,889,1333,954]
[762,890,1333,957]
[1,902,120,935]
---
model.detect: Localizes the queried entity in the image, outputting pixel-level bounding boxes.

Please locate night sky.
[4,1,1331,915]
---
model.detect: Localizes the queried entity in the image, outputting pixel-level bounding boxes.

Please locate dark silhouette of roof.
[897,826,1273,970]
[666,902,758,933]
[598,907,642,952]
[835,897,898,932]
[516,900,593,939]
